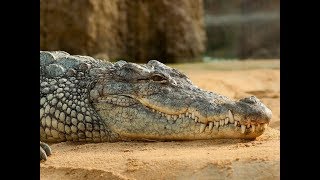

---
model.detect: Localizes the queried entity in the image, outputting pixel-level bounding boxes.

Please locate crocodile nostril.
[239,96,259,104]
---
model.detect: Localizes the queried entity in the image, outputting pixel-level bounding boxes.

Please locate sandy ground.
[40,60,280,180]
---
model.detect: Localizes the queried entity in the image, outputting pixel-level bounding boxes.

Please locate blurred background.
[40,0,279,63]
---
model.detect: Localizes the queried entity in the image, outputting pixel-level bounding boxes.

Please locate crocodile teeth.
[228,110,234,123]
[200,124,206,133]
[192,112,195,119]
[195,116,199,122]
[166,115,171,120]
[241,125,246,134]
[263,123,268,129]
[234,121,238,126]
[214,121,219,127]
[220,119,224,126]
[252,125,255,132]
[188,113,192,118]
[173,115,178,120]
[152,109,155,112]
[247,124,250,128]
[225,117,229,124]
[179,114,182,119]
[208,122,214,131]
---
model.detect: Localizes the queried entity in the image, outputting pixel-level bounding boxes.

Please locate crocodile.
[40,51,272,161]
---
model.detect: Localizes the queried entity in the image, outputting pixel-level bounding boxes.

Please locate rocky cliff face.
[40,0,206,63]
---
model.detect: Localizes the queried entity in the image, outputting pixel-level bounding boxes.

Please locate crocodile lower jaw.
[97,95,268,135]
[144,106,268,134]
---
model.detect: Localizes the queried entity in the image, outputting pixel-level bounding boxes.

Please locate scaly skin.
[40,51,272,161]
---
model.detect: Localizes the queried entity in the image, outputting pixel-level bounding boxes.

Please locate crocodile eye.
[151,74,167,82]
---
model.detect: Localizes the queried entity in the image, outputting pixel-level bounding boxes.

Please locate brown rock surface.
[40,0,206,63]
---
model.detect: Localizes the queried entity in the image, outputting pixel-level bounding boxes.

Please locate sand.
[40,60,280,180]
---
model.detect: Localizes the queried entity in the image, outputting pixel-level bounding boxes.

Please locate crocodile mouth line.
[97,95,268,134]
[144,106,268,134]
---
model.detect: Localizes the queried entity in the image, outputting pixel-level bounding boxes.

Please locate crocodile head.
[90,60,272,140]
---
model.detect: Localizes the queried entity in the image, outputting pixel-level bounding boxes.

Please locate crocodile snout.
[233,96,272,124]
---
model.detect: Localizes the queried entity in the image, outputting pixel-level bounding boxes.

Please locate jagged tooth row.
[198,117,234,133]
[198,119,268,133]
[198,110,268,133]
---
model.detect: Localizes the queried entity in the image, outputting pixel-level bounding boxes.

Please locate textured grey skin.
[40,51,272,161]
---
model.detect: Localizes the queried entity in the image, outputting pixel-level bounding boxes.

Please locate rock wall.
[40,0,206,63]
